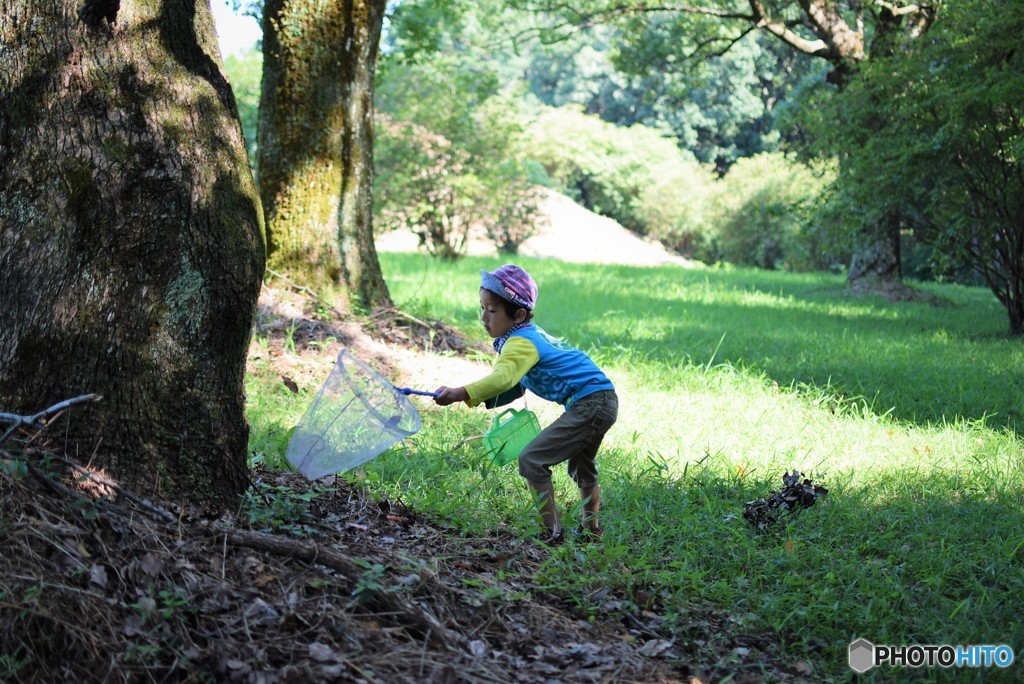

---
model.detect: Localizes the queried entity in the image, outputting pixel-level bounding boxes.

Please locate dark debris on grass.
[743,471,829,533]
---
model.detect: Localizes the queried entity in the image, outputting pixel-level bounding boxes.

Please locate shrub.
[524,105,701,237]
[638,160,717,259]
[473,97,547,254]
[375,60,542,258]
[707,153,835,270]
[374,116,481,260]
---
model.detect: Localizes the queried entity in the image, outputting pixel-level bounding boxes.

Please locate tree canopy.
[819,0,1024,333]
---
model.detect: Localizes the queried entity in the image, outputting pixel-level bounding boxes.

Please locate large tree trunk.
[258,0,391,309]
[847,216,902,285]
[0,0,265,505]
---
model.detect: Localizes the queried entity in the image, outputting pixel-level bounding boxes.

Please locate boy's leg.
[579,484,600,531]
[519,412,582,539]
[565,391,617,534]
[528,479,561,536]
[518,391,617,539]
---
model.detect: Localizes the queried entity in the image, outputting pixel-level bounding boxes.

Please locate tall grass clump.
[365,252,1024,681]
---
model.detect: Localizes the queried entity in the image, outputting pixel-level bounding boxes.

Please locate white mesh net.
[286,350,422,479]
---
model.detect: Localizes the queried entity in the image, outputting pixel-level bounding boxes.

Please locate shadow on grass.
[598,460,1024,682]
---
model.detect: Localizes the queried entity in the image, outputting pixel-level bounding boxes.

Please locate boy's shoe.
[572,524,604,542]
[536,528,565,546]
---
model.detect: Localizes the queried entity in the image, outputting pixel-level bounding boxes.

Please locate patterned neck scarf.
[494,321,532,352]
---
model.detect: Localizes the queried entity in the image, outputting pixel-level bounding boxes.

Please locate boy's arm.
[464,338,538,407]
[483,385,525,409]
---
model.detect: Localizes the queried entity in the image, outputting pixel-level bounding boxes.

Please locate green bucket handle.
[491,408,519,430]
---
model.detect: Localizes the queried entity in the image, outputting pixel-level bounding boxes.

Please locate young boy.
[433,264,619,543]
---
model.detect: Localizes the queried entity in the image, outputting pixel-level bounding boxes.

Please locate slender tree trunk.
[1008,241,1024,336]
[0,0,265,504]
[337,0,391,309]
[1006,297,1023,337]
[985,236,1024,337]
[258,0,391,310]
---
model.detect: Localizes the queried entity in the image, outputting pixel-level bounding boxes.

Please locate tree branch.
[745,0,826,56]
[1,393,179,523]
[0,393,101,444]
[873,1,926,18]
[506,1,760,47]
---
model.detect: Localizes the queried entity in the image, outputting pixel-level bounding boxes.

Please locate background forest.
[228,1,832,270]
[224,0,1023,334]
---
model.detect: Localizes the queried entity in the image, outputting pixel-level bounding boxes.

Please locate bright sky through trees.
[210,1,261,57]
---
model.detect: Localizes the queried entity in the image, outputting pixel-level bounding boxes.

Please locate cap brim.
[480,270,508,300]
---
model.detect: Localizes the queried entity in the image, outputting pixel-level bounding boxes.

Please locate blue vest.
[511,325,615,408]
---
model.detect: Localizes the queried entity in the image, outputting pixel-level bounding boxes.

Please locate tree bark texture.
[0,0,266,504]
[258,0,392,309]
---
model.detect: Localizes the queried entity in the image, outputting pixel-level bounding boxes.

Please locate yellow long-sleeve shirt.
[464,337,539,407]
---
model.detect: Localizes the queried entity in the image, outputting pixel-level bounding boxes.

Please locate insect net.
[286,350,422,479]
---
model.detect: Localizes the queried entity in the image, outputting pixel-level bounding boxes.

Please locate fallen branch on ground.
[215,525,457,648]
[1,393,176,523]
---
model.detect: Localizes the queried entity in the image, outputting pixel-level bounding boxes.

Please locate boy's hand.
[434,386,469,406]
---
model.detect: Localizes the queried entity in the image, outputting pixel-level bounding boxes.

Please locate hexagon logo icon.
[849,638,875,673]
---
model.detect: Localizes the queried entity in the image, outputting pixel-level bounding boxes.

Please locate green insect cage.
[483,408,541,467]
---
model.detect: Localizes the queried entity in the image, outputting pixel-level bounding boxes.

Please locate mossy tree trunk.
[258,0,392,310]
[0,0,265,505]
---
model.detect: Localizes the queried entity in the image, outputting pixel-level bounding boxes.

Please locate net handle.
[395,386,440,398]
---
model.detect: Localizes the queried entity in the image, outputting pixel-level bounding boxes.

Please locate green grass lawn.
[250,253,1024,681]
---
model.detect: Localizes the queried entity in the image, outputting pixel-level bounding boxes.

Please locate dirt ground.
[0,283,810,684]
[0,200,811,683]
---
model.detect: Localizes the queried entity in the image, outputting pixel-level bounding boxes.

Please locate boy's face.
[479,288,526,339]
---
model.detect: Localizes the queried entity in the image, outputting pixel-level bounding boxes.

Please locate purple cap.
[480,264,537,310]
